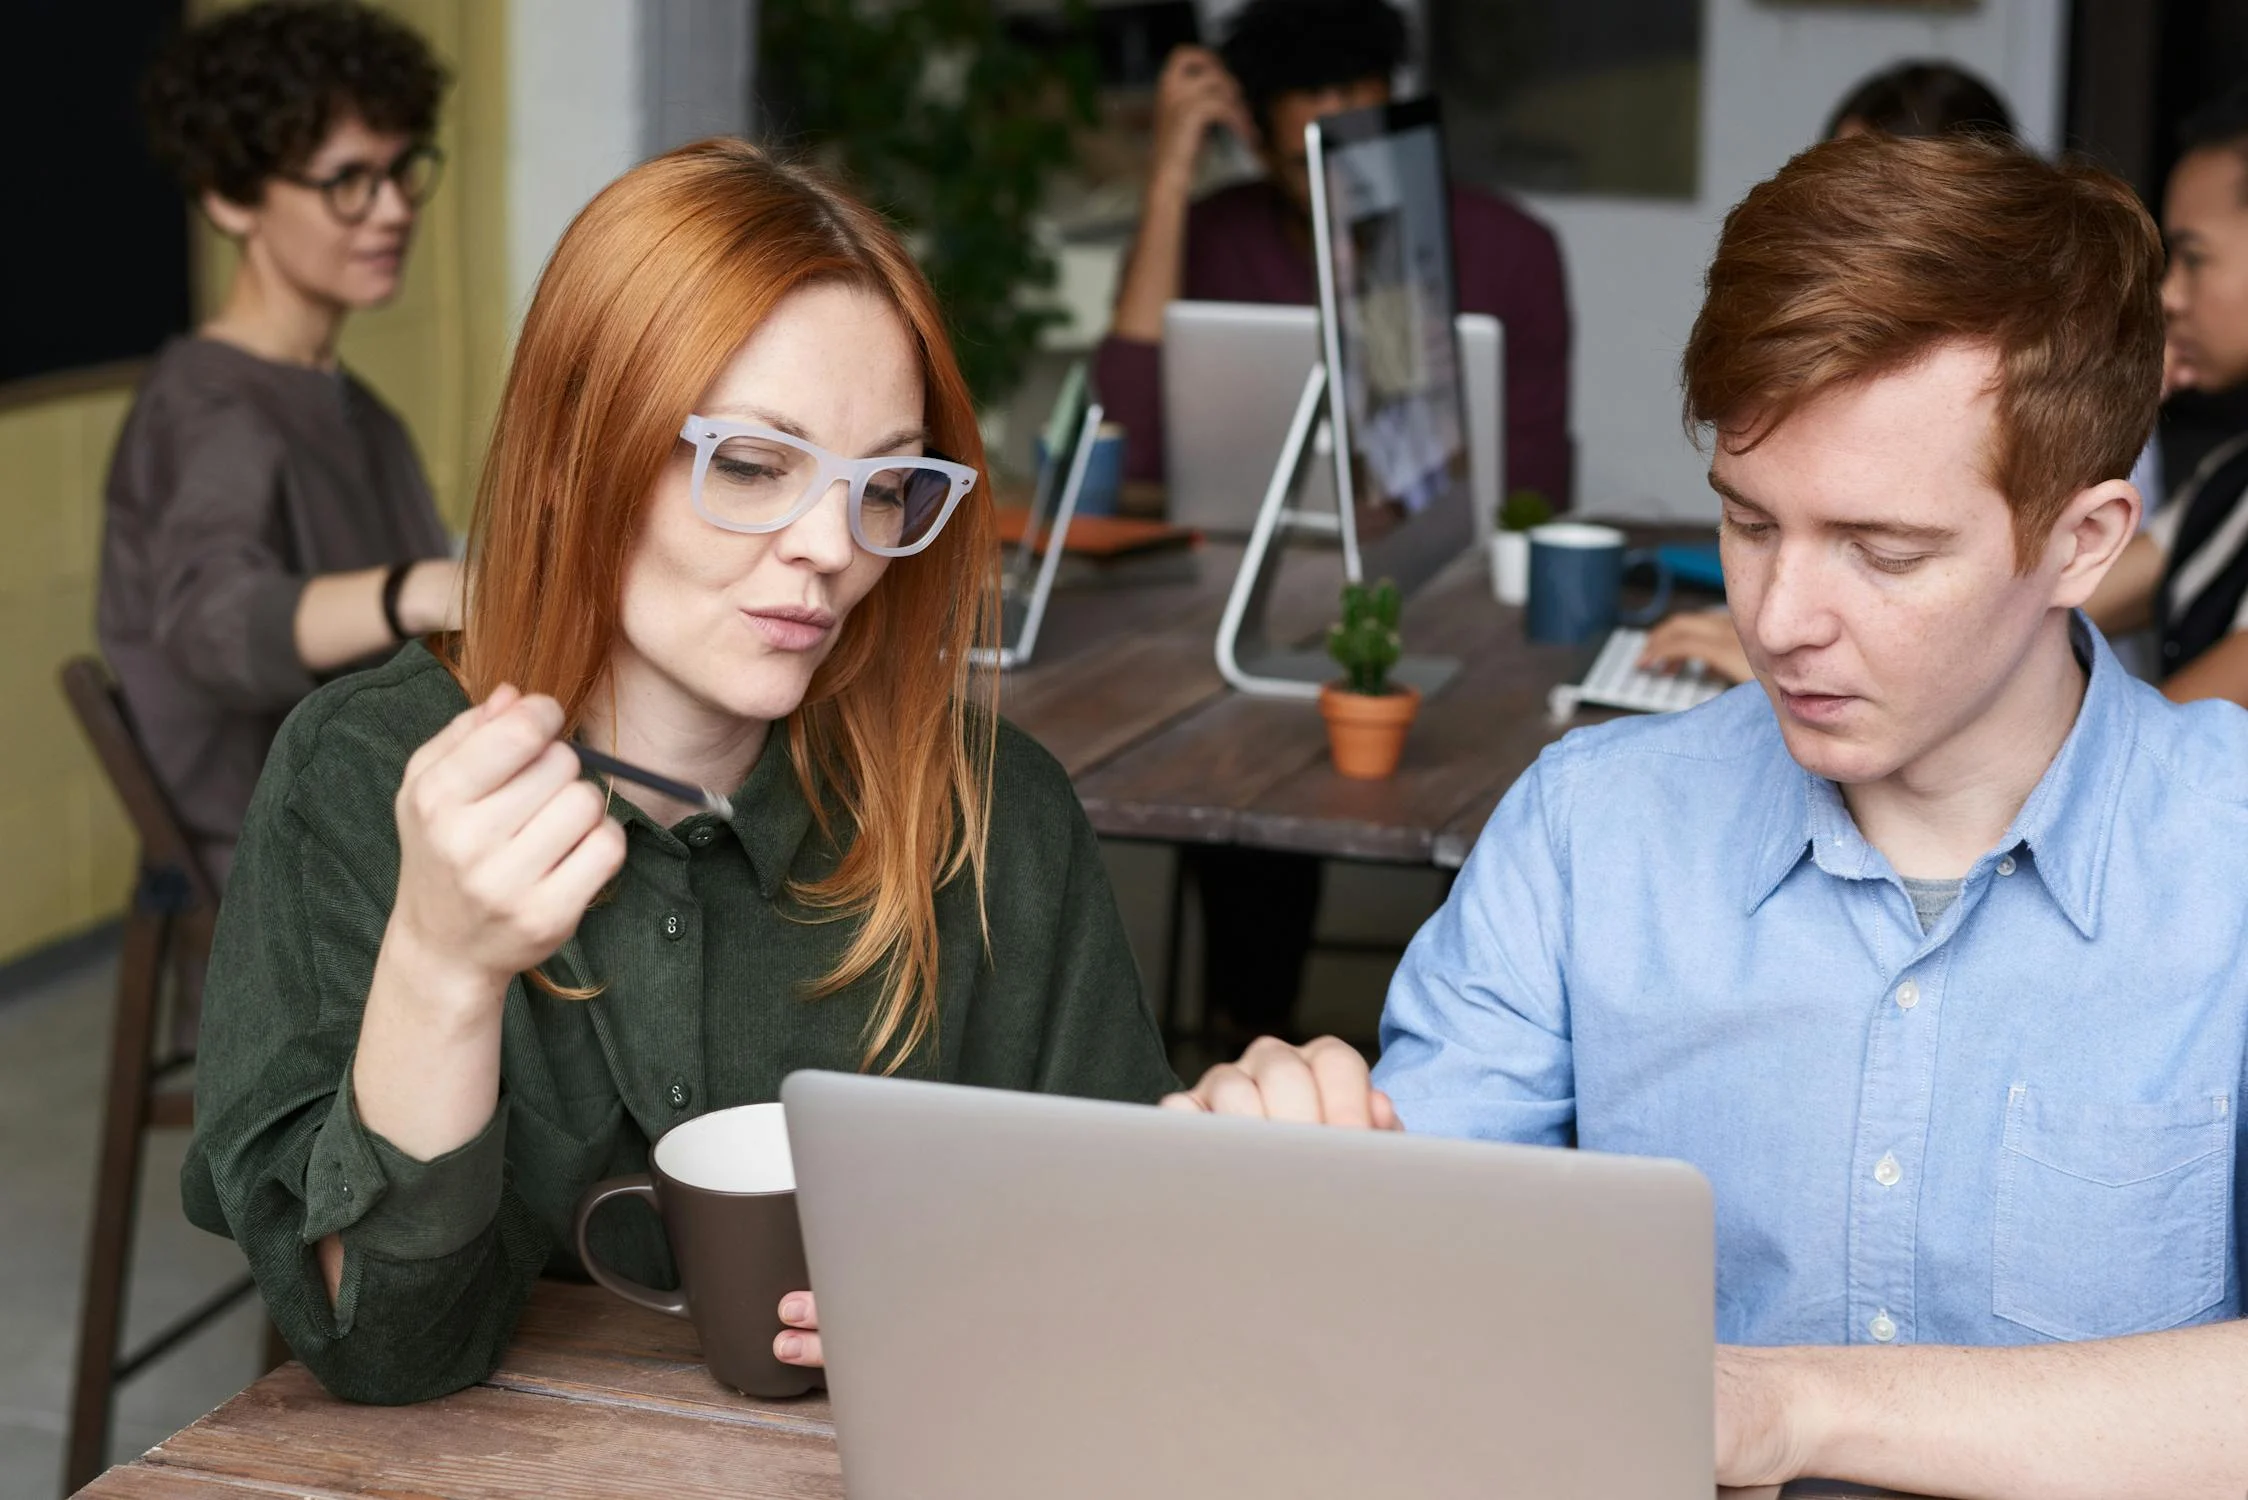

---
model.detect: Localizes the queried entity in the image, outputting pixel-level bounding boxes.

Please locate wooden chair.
[58,657,273,1495]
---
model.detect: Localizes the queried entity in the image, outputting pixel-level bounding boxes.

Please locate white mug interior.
[653,1102,796,1195]
[1527,522,1626,550]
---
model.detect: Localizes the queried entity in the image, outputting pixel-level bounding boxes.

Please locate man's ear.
[200,187,259,241]
[2047,477,2142,609]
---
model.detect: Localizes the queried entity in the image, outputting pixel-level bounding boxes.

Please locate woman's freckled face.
[613,282,925,725]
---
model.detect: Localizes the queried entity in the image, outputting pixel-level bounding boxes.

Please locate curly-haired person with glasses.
[100,0,461,887]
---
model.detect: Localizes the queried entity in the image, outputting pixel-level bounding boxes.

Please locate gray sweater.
[97,336,449,882]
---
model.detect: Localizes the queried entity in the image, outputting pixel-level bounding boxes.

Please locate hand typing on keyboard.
[1640,607,1753,685]
[1548,627,1733,721]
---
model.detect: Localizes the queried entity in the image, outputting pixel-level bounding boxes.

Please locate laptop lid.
[971,361,1101,670]
[783,1070,1715,1500]
[1163,301,1502,543]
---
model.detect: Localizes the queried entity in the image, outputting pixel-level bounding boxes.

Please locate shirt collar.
[727,726,821,898]
[1743,612,2133,938]
[593,724,820,899]
[1990,614,2135,939]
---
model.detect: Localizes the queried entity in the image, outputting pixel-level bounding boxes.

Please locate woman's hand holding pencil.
[387,684,628,995]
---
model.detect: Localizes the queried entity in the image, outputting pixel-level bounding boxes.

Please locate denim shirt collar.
[1744,613,2134,939]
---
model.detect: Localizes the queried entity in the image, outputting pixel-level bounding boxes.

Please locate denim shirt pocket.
[1993,1084,2232,1341]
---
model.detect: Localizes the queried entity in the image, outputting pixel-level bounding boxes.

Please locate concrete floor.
[0,843,1436,1499]
[0,946,265,1500]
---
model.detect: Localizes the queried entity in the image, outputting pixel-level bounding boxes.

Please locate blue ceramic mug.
[1033,422,1127,518]
[1525,523,1672,644]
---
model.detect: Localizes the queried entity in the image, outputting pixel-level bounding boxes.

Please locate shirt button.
[1869,1309,1897,1343]
[1997,855,2016,877]
[662,912,684,940]
[667,1080,691,1110]
[688,825,716,848]
[1874,1152,1901,1187]
[2164,641,2181,659]
[1895,978,1919,1010]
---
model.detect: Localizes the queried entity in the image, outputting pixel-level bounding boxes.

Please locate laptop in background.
[970,360,1101,671]
[783,1070,1715,1500]
[1162,300,1502,544]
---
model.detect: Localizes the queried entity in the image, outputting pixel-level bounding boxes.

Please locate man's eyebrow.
[701,407,928,456]
[1707,472,1766,512]
[1833,518,1959,544]
[1708,471,1957,543]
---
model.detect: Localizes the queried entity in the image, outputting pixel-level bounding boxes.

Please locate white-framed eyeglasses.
[678,417,978,557]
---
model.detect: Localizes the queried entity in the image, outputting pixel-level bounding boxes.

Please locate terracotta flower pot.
[1319,682,1421,780]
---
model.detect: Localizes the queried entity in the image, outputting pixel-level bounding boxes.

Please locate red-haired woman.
[184,140,1177,1404]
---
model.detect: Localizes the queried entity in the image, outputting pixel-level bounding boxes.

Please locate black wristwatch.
[380,561,416,641]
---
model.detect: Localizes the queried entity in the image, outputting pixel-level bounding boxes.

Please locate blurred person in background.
[101,0,461,886]
[1642,60,2020,688]
[2079,86,2248,705]
[1097,0,1569,505]
[1097,0,1572,1042]
[1825,59,2016,141]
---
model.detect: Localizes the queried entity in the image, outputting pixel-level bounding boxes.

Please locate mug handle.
[574,1175,689,1318]
[1617,547,1674,627]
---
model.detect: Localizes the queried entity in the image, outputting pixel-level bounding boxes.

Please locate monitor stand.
[1214,361,1460,700]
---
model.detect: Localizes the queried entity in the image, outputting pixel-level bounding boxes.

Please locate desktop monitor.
[1213,98,1477,698]
[1309,95,1475,595]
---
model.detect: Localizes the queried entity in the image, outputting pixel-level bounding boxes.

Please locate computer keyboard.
[1547,627,1729,721]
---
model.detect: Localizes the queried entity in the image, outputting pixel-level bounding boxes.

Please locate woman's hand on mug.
[1638,607,1752,686]
[775,1291,822,1367]
[386,684,627,1007]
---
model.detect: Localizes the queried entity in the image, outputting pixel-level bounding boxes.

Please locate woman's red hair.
[453,138,999,1069]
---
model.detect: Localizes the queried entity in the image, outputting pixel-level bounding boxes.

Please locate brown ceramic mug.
[573,1101,820,1398]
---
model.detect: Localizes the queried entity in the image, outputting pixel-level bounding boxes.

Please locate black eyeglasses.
[280,142,444,225]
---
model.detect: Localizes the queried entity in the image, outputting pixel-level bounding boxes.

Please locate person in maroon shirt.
[1093,0,1573,506]
[1097,0,1572,1041]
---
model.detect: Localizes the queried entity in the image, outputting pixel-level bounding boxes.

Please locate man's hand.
[1639,607,1752,686]
[1149,45,1255,183]
[1160,1035,1403,1128]
[774,1291,822,1367]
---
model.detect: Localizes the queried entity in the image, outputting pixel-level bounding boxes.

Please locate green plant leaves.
[1327,578,1404,695]
[761,0,1098,407]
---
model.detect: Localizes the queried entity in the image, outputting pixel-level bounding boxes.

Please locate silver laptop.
[783,1070,1715,1500]
[1162,300,1503,542]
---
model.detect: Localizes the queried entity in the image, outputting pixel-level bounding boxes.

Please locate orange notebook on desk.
[993,506,1199,559]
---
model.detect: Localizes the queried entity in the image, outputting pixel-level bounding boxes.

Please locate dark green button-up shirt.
[185,643,1176,1404]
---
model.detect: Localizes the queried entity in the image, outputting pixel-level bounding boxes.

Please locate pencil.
[573,743,735,820]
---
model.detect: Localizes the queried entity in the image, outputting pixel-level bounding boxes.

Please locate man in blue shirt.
[1171,133,2248,1495]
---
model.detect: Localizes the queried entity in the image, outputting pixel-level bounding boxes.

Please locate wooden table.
[79,1281,843,1498]
[996,538,1618,871]
[76,1279,1936,1499]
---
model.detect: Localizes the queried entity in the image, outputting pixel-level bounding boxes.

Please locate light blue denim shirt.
[1375,619,2248,1348]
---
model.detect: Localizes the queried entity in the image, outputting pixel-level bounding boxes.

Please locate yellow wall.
[193,0,513,529]
[0,0,510,965]
[0,386,142,960]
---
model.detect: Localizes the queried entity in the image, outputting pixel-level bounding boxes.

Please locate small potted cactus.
[1490,487,1553,606]
[1320,578,1420,779]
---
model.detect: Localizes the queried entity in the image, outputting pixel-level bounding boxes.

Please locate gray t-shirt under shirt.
[1899,875,1965,932]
